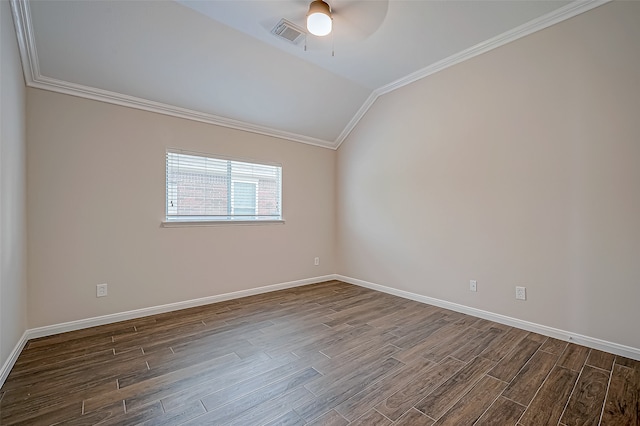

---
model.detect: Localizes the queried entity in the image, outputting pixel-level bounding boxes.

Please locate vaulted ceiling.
[11,0,604,148]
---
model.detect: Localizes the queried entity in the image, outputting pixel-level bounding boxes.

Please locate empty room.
[1,0,639,424]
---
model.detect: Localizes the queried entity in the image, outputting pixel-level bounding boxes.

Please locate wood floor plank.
[0,378,116,422]
[600,364,640,425]
[262,409,305,426]
[159,352,299,412]
[414,356,495,419]
[305,346,400,396]
[343,300,409,327]
[0,399,83,425]
[434,374,507,425]
[153,320,272,356]
[11,340,117,372]
[18,335,112,361]
[374,357,464,421]
[366,302,437,330]
[614,356,640,371]
[291,324,381,359]
[558,343,591,372]
[527,332,550,344]
[323,298,399,328]
[109,354,199,390]
[47,400,125,426]
[254,324,354,357]
[394,408,435,426]
[422,326,483,363]
[478,326,528,363]
[226,384,316,426]
[586,349,615,372]
[320,330,398,360]
[22,323,128,346]
[197,357,314,412]
[139,400,206,426]
[316,325,393,359]
[82,352,242,413]
[502,350,558,406]
[540,337,569,355]
[2,350,145,396]
[519,366,580,426]
[305,409,348,426]
[390,318,453,352]
[189,368,319,425]
[449,326,505,362]
[560,365,610,426]
[349,409,392,426]
[266,304,336,327]
[251,322,334,349]
[322,290,381,313]
[334,357,435,421]
[293,357,402,421]
[474,396,526,425]
[222,301,325,327]
[391,312,449,341]
[392,320,465,364]
[312,335,398,375]
[469,317,495,331]
[91,400,165,426]
[487,337,542,382]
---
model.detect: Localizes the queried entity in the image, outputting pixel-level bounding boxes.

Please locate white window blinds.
[166,150,282,222]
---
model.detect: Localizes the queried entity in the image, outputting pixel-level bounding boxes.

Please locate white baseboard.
[336,274,640,361]
[3,272,638,388]
[26,275,337,339]
[0,274,336,387]
[0,330,29,387]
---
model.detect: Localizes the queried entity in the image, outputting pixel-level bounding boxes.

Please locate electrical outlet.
[97,283,108,297]
[314,257,320,266]
[515,286,526,300]
[469,280,477,292]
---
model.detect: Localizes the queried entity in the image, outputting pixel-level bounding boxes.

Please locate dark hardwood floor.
[1,281,638,425]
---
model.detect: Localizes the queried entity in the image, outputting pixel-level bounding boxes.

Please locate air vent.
[271,19,306,45]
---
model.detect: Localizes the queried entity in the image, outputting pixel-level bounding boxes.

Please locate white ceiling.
[12,0,603,148]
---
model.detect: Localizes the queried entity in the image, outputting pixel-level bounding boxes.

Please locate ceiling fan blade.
[331,0,389,41]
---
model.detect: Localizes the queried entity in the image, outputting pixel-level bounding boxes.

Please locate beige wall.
[0,0,28,366]
[337,2,640,349]
[27,89,335,327]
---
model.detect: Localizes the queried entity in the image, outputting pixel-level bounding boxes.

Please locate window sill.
[161,219,285,228]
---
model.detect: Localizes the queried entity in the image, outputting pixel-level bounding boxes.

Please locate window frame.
[162,149,284,227]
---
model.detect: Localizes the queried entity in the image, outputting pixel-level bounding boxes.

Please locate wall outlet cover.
[97,283,108,297]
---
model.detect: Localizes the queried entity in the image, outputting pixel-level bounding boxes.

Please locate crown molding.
[333,91,378,144]
[375,0,610,97]
[10,0,39,84]
[333,0,611,149]
[12,0,609,151]
[31,76,337,149]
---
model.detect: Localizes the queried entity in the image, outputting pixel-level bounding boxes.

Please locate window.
[165,150,282,223]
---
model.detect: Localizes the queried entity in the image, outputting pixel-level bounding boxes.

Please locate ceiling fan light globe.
[307,0,332,36]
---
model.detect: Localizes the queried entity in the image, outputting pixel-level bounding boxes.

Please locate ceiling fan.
[272,0,389,54]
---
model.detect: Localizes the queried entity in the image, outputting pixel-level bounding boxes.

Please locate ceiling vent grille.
[271,19,306,45]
